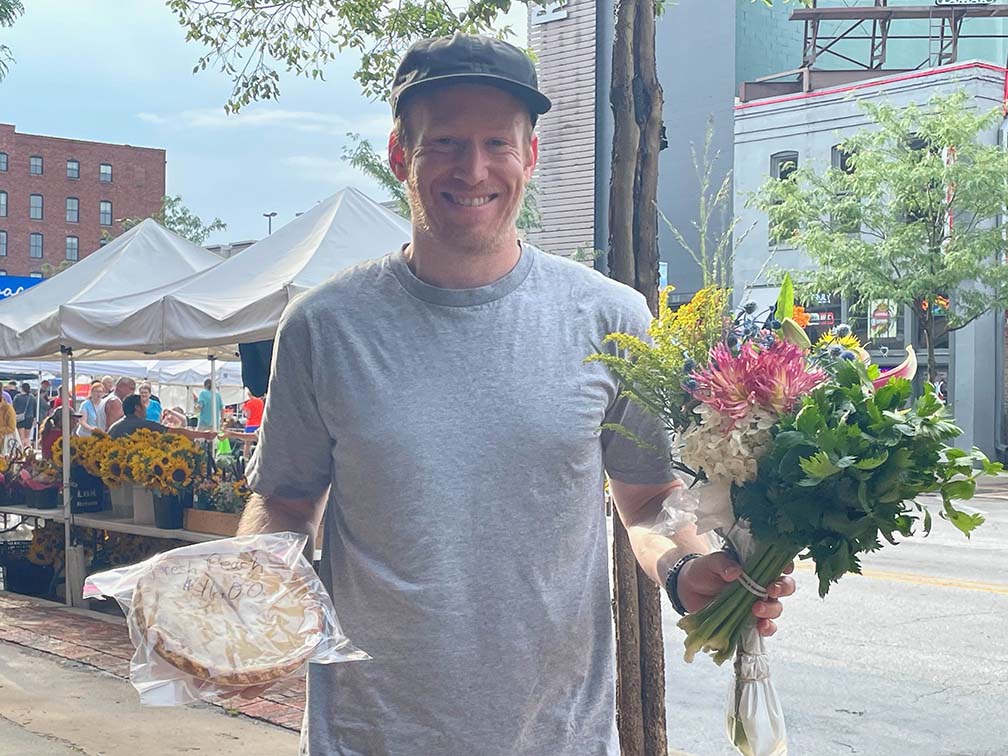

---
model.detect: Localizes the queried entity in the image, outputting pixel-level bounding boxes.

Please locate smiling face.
[389,84,538,256]
[139,385,151,404]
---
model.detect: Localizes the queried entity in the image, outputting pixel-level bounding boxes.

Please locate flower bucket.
[182,508,240,537]
[153,493,183,530]
[109,483,134,520]
[132,487,155,526]
[24,486,59,509]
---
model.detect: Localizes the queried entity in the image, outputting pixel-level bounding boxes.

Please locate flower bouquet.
[591,274,1000,755]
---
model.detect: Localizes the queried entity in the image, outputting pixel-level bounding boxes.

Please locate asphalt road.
[664,494,1008,756]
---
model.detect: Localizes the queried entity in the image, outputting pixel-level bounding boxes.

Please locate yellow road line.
[793,561,1008,595]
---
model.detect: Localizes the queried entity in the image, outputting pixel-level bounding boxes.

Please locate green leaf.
[775,272,795,322]
[942,499,985,538]
[942,478,976,502]
[853,452,889,470]
[796,404,824,437]
[799,451,842,481]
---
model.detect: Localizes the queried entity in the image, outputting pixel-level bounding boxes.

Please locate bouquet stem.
[678,542,798,665]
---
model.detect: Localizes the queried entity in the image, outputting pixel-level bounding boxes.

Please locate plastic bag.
[83,531,369,706]
[721,522,788,756]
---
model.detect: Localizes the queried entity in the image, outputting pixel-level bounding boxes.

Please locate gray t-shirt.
[247,245,673,756]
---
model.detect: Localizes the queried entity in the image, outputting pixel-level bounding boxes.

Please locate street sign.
[0,275,43,300]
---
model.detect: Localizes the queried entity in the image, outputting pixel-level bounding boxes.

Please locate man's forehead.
[406,84,532,128]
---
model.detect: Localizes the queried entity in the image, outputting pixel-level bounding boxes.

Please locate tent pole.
[60,349,73,606]
[70,357,76,412]
[35,369,42,447]
[210,355,218,434]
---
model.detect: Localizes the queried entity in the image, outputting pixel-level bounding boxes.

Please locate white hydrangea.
[680,404,776,487]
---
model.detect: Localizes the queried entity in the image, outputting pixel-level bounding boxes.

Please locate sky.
[0,1,528,245]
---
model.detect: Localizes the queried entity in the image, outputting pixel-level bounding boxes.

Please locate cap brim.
[394,73,552,118]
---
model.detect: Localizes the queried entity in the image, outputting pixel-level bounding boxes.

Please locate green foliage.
[120,195,227,245]
[167,0,530,112]
[0,0,23,81]
[659,117,751,289]
[586,286,730,459]
[751,92,1008,380]
[733,360,1000,597]
[774,271,794,323]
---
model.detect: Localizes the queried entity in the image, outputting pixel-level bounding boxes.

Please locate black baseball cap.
[390,33,552,124]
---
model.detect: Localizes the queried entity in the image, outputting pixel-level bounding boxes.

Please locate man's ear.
[525,134,539,181]
[389,131,408,182]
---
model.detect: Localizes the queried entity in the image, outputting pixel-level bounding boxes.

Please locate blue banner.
[0,276,43,300]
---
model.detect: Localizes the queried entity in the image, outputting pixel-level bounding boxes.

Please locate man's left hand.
[677,551,796,637]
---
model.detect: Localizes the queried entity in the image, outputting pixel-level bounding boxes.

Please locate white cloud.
[135,106,392,141]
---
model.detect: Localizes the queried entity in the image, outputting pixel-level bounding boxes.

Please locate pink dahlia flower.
[692,339,827,422]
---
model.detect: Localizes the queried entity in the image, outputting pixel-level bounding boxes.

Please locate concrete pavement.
[0,641,298,755]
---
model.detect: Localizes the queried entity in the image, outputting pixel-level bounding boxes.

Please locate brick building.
[0,124,165,278]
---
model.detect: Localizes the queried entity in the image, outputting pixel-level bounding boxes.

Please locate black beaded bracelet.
[664,552,702,616]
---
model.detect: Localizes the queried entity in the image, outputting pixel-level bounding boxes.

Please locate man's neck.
[404,235,522,289]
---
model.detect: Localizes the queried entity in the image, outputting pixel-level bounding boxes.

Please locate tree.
[119,194,227,245]
[752,92,1008,382]
[168,0,525,112]
[0,0,23,81]
[660,118,754,290]
[41,260,74,279]
[341,132,541,231]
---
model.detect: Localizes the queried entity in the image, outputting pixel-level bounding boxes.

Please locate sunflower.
[169,463,192,488]
[815,331,863,352]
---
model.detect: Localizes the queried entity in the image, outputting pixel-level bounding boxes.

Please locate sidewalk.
[974,471,1008,496]
[0,590,306,732]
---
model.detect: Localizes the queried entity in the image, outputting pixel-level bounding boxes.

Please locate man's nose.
[452,143,490,185]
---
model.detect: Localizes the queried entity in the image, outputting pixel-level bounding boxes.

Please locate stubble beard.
[405,168,523,256]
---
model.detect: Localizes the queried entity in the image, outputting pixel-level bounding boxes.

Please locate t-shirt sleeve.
[245,303,333,501]
[599,296,675,486]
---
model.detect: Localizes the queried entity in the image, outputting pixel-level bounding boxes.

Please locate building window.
[29,155,43,175]
[29,272,42,279]
[29,232,43,259]
[99,200,112,226]
[0,191,6,218]
[65,235,79,261]
[768,151,799,245]
[0,270,5,276]
[29,194,43,220]
[67,159,79,179]
[850,296,905,351]
[99,163,112,183]
[0,230,6,257]
[770,151,799,181]
[66,197,79,223]
[0,152,6,171]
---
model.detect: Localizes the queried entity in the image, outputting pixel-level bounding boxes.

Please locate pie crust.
[132,546,325,687]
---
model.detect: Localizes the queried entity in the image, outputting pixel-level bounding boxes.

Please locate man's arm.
[237,492,326,555]
[609,478,794,636]
[166,426,215,442]
[104,398,124,427]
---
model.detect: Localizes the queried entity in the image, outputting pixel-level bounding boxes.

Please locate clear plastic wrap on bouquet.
[720,521,788,756]
[83,532,369,706]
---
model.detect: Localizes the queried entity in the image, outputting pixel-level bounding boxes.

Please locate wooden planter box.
[183,508,241,537]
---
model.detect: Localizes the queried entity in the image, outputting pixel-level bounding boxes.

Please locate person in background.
[76,381,105,437]
[38,379,52,421]
[243,389,264,433]
[99,377,135,431]
[2,384,11,405]
[100,375,115,396]
[50,385,65,411]
[40,408,79,460]
[161,406,187,428]
[194,378,223,431]
[0,392,19,455]
[109,395,214,442]
[12,383,36,448]
[139,382,163,423]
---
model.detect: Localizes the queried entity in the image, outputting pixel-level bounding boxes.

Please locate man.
[98,377,135,431]
[12,382,36,448]
[194,378,223,431]
[100,375,115,396]
[38,379,52,418]
[239,34,794,756]
[108,394,214,441]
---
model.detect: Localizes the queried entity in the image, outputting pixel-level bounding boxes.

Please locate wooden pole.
[608,1,668,754]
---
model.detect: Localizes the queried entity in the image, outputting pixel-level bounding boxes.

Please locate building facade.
[0,124,165,278]
[733,62,1006,457]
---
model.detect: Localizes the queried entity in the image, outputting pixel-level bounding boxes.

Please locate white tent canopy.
[0,358,245,387]
[59,187,412,356]
[0,219,223,360]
